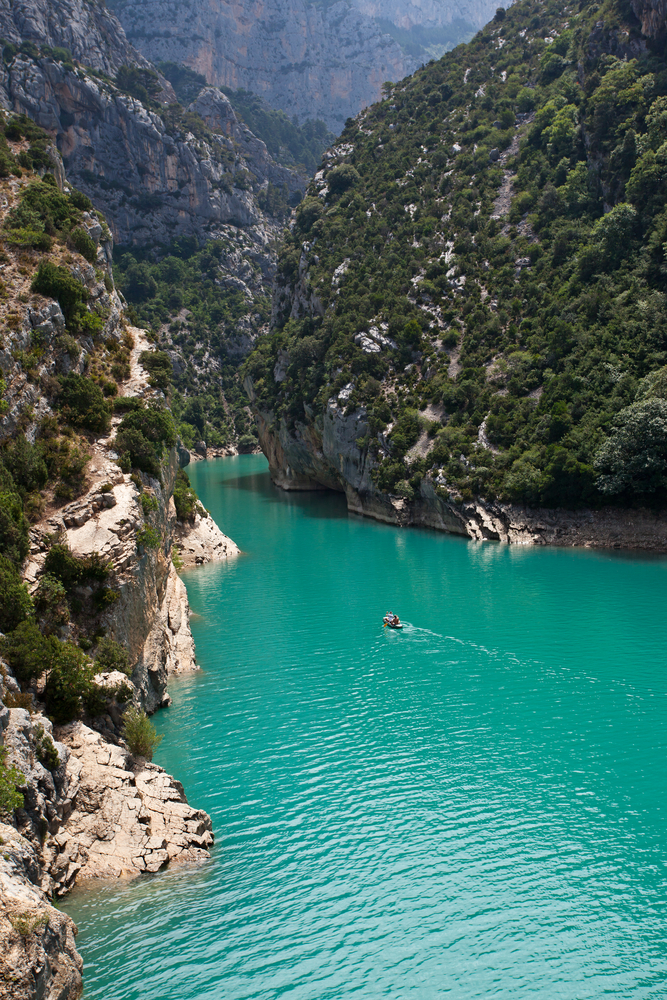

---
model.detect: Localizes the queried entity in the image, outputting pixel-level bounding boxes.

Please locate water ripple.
[64,458,667,1000]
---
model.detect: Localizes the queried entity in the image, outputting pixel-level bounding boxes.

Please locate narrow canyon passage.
[64,456,667,999]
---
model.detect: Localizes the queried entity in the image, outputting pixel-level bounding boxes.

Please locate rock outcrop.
[0,51,303,245]
[630,0,667,37]
[247,383,667,553]
[0,170,123,446]
[0,0,149,76]
[0,823,82,1000]
[46,722,213,888]
[173,509,240,569]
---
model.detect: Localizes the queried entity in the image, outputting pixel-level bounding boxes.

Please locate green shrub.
[43,543,109,591]
[0,620,60,685]
[172,468,198,521]
[136,525,161,550]
[92,586,119,608]
[139,350,173,390]
[328,164,361,194]
[58,374,111,433]
[0,747,24,817]
[115,65,162,105]
[94,635,131,675]
[33,724,60,771]
[34,573,69,630]
[69,226,98,264]
[44,643,95,724]
[121,705,163,760]
[595,398,667,496]
[0,492,30,564]
[0,555,32,632]
[115,404,176,479]
[69,189,93,211]
[31,261,87,326]
[140,492,159,515]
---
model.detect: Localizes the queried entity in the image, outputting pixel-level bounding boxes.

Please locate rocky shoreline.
[248,391,667,554]
[0,313,241,994]
[0,496,239,999]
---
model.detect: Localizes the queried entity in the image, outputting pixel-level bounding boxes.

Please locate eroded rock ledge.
[48,722,213,889]
[174,510,240,569]
[249,395,667,553]
[0,824,82,1000]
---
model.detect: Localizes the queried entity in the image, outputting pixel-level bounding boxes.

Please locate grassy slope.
[245,0,667,509]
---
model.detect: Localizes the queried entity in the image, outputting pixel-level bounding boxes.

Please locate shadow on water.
[216,461,667,561]
[214,468,349,521]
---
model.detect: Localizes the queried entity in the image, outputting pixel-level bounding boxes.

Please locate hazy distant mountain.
[107,0,507,129]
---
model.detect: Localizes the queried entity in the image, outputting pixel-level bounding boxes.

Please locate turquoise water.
[64,455,667,999]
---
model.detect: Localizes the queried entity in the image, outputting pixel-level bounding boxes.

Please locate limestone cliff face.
[353,0,502,30]
[109,0,510,128]
[1,53,304,245]
[0,0,149,76]
[109,0,412,129]
[0,823,82,1000]
[630,0,667,37]
[246,377,667,552]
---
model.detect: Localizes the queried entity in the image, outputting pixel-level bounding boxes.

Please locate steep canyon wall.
[108,0,506,128]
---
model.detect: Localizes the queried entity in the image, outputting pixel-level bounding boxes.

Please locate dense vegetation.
[0,119,163,744]
[113,241,261,449]
[219,88,336,173]
[245,0,667,509]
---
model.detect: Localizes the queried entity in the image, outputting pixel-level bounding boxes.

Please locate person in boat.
[385,613,400,626]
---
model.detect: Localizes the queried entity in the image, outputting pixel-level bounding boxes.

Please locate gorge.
[0,0,666,997]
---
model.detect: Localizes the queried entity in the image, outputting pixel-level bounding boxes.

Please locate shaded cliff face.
[108,0,411,129]
[107,0,505,128]
[0,0,148,75]
[630,0,667,36]
[0,51,304,246]
[354,0,502,30]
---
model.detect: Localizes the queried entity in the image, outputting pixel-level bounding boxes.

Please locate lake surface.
[64,455,667,999]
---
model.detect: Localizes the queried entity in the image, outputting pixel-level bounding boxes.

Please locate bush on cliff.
[0,748,24,817]
[0,620,60,685]
[43,542,109,592]
[0,556,32,633]
[44,643,96,725]
[173,468,198,522]
[94,636,131,676]
[115,403,176,479]
[57,374,111,434]
[68,225,98,265]
[31,260,87,326]
[0,490,30,565]
[122,705,163,761]
[1,435,48,499]
[139,350,173,390]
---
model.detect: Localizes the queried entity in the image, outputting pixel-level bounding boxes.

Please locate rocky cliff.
[0,0,150,76]
[0,53,304,246]
[630,0,667,37]
[0,821,82,1000]
[0,120,238,999]
[107,0,505,129]
[246,381,667,551]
